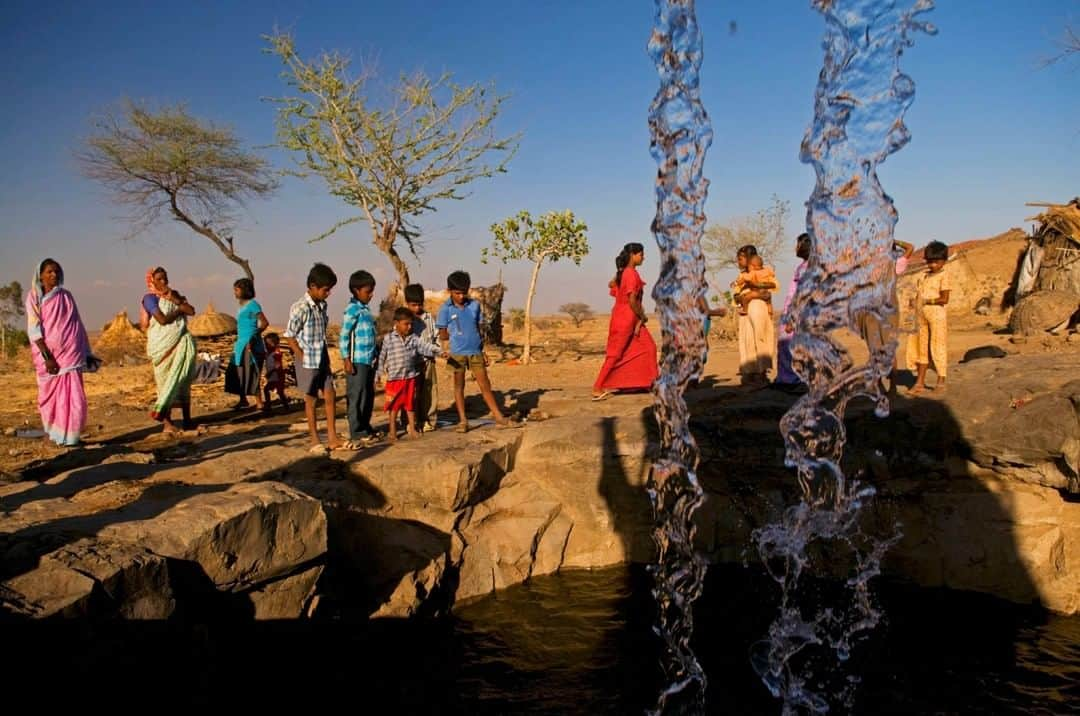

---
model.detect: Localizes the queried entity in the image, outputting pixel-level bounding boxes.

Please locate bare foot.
[327,435,343,451]
[387,432,398,443]
[162,419,181,435]
[934,382,947,394]
[909,383,926,395]
[406,430,420,440]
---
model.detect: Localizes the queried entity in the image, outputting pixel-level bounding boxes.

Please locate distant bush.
[509,308,526,332]
[559,302,593,327]
[2,326,29,359]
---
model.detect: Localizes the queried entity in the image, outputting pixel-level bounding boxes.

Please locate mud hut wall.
[1033,232,1080,296]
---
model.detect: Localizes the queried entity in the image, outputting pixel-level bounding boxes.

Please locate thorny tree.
[484,210,589,364]
[78,101,277,281]
[701,194,791,286]
[266,31,519,303]
[560,302,593,327]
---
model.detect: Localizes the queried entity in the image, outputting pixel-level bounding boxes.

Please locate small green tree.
[702,194,791,284]
[78,101,277,281]
[267,31,520,303]
[0,281,25,360]
[483,210,589,364]
[560,302,593,328]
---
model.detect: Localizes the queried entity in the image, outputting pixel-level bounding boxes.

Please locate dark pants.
[345,363,376,439]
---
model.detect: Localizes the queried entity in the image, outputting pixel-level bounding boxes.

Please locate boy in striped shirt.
[378,306,446,441]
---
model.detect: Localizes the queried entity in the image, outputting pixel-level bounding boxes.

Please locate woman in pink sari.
[26,258,97,446]
[592,243,658,400]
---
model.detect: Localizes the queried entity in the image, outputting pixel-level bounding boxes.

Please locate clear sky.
[2,0,1077,330]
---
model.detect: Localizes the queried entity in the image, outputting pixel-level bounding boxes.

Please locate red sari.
[593,266,658,392]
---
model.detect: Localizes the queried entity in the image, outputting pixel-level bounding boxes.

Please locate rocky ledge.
[2,351,1078,619]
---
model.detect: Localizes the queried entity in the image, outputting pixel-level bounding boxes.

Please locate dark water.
[6,564,1076,713]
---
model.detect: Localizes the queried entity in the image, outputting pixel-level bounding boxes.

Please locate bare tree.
[1042,22,1080,67]
[560,302,593,328]
[701,195,791,283]
[78,101,277,281]
[267,31,520,303]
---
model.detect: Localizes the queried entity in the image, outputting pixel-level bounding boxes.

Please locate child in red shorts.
[378,307,445,441]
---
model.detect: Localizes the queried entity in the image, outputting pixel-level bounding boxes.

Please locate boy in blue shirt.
[340,270,379,448]
[436,271,516,432]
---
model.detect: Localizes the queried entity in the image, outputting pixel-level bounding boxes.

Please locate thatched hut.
[93,310,146,362]
[1008,200,1080,334]
[1020,199,1080,296]
[187,301,237,338]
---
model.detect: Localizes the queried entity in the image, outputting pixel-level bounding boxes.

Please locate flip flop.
[591,391,612,401]
[307,444,329,455]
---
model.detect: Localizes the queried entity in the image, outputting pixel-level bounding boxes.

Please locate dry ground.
[2,302,1076,481]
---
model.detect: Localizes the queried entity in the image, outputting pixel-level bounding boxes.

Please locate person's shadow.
[593,381,1048,712]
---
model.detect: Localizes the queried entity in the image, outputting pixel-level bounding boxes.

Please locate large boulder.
[1,539,173,619]
[1008,290,1079,335]
[98,482,326,592]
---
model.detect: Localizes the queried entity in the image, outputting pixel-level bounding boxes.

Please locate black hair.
[152,266,167,279]
[924,241,948,262]
[233,278,255,300]
[39,258,63,285]
[613,242,645,288]
[796,233,811,261]
[404,283,425,304]
[447,270,471,292]
[736,244,758,258]
[348,270,375,294]
[264,332,280,345]
[393,306,414,322]
[307,262,338,289]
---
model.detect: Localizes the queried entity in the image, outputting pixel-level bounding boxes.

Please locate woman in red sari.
[592,243,658,400]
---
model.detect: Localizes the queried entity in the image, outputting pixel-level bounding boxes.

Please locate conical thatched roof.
[94,310,146,361]
[187,301,237,338]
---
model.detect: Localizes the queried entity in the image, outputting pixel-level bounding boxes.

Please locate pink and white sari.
[26,261,94,446]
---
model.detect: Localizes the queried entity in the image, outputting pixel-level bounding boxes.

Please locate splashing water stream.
[646,0,934,713]
[646,1,712,713]
[751,1,936,713]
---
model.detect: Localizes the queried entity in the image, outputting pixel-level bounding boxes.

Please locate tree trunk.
[168,195,255,282]
[522,257,544,365]
[374,222,410,307]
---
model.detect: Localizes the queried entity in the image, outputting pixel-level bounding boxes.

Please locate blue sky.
[2,0,1077,329]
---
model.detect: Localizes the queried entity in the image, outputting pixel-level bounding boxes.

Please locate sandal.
[307,444,329,455]
[591,391,612,401]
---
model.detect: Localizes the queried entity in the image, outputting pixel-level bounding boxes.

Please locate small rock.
[2,427,15,437]
[1009,335,1027,344]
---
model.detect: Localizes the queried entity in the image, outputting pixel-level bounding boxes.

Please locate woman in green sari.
[140,266,197,433]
